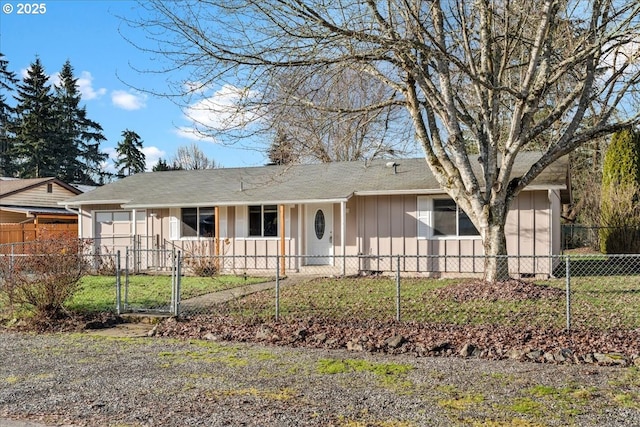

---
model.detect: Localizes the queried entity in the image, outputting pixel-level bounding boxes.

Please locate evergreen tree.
[53,60,107,184]
[599,128,640,253]
[152,158,182,171]
[11,58,58,178]
[267,130,297,165]
[114,129,145,177]
[0,53,18,176]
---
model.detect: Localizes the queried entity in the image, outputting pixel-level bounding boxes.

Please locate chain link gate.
[114,249,182,316]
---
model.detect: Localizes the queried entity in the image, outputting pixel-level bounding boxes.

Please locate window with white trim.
[180,207,215,238]
[417,197,479,238]
[249,205,278,237]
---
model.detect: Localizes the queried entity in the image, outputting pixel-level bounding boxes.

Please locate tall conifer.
[54,60,107,184]
[0,53,17,176]
[114,129,146,177]
[11,58,57,178]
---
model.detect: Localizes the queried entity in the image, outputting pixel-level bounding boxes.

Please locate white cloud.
[102,145,166,173]
[173,127,217,143]
[176,84,262,142]
[142,146,166,171]
[77,71,107,100]
[111,90,147,110]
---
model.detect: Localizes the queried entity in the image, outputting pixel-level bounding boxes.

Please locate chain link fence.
[1,240,640,333]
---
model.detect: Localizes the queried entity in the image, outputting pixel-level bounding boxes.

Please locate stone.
[347,340,364,352]
[507,348,526,360]
[428,342,451,352]
[386,335,405,349]
[255,326,272,341]
[593,353,627,366]
[459,343,476,358]
[526,350,543,361]
[314,333,328,343]
[203,332,218,341]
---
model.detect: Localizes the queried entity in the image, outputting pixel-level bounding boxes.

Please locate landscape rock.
[347,340,364,351]
[385,335,405,349]
[459,343,476,358]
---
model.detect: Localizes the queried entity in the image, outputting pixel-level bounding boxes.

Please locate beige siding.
[3,182,78,207]
[354,190,553,276]
[80,189,558,276]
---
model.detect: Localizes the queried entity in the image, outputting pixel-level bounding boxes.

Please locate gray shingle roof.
[63,153,568,208]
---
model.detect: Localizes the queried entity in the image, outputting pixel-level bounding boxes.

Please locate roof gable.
[0,178,82,198]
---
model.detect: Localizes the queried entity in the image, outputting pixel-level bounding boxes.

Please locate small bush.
[182,240,227,277]
[5,234,90,319]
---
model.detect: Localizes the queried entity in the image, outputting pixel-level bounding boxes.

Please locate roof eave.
[60,199,131,207]
[124,196,352,209]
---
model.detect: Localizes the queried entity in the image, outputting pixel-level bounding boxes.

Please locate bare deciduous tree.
[171,143,217,170]
[127,0,640,281]
[265,66,412,163]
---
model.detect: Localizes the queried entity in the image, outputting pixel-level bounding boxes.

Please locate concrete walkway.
[180,274,316,314]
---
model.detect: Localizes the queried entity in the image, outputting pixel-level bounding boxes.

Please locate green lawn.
[66,274,268,312]
[216,275,640,330]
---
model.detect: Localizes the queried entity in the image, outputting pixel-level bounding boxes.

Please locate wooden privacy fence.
[0,223,78,246]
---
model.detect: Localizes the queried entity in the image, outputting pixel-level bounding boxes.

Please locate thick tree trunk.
[482,219,511,283]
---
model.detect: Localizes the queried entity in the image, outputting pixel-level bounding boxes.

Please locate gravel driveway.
[1,332,639,426]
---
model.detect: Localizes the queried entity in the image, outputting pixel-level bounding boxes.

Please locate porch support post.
[341,201,347,276]
[279,204,286,276]
[214,206,220,256]
[297,204,303,271]
[215,206,220,271]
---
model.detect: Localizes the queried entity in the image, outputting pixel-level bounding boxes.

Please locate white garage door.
[94,211,133,255]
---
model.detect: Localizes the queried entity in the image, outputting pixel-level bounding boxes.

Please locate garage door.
[95,211,133,256]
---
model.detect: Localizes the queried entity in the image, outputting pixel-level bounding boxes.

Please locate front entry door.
[306,204,333,265]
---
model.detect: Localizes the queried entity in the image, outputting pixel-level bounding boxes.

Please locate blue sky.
[0,0,269,171]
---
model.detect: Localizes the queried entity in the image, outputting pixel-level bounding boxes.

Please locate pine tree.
[0,53,18,176]
[53,60,107,184]
[11,57,58,178]
[114,129,146,177]
[599,128,640,253]
[152,158,182,171]
[267,130,297,165]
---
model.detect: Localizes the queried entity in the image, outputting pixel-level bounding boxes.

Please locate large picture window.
[181,207,215,238]
[249,205,278,237]
[418,197,479,238]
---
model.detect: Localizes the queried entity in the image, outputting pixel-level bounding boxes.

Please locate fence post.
[396,255,401,322]
[170,249,176,315]
[565,255,571,331]
[9,244,14,283]
[116,250,122,315]
[174,251,182,317]
[124,247,130,311]
[275,249,280,321]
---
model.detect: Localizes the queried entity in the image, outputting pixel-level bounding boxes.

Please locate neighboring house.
[0,177,83,244]
[62,152,570,277]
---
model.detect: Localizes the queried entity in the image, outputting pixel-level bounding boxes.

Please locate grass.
[217,275,640,330]
[65,274,267,312]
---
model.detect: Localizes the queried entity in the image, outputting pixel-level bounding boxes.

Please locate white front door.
[306,204,333,265]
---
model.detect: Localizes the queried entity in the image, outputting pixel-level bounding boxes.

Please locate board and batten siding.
[354,191,555,276]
